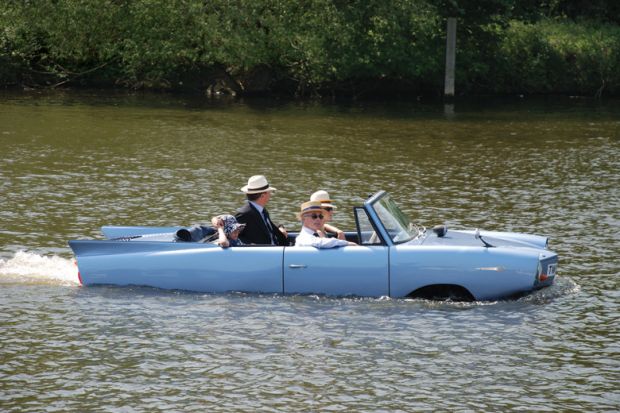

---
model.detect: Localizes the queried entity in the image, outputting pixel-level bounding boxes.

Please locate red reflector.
[74,260,83,285]
[539,274,548,281]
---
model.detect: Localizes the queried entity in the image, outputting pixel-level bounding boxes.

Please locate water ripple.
[1,93,619,412]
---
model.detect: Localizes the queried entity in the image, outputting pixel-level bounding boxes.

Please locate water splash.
[0,251,80,286]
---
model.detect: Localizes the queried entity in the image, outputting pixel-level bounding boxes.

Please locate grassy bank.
[1,0,618,97]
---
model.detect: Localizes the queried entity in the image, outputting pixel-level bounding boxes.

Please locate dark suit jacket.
[235,202,288,246]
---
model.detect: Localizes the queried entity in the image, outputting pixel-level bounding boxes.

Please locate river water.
[0,91,618,412]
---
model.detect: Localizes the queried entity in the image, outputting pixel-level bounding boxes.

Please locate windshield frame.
[364,192,419,245]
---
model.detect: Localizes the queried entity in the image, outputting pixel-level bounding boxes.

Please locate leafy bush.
[494,20,620,95]
[0,1,618,96]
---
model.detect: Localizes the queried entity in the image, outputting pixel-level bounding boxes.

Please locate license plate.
[547,263,557,277]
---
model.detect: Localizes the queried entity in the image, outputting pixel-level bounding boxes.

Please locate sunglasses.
[305,213,324,220]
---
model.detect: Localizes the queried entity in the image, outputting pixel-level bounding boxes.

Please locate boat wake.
[0,251,80,286]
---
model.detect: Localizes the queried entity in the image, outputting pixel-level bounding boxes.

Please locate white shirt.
[295,226,350,249]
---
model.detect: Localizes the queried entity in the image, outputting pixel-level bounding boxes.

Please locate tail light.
[74,260,83,285]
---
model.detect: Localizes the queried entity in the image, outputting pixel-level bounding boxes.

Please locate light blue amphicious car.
[69,191,558,301]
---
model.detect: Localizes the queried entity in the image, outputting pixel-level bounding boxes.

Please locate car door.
[283,246,389,297]
[184,245,285,294]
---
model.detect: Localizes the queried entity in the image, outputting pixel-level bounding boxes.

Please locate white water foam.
[0,251,80,286]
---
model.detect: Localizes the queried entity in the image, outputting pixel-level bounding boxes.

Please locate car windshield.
[371,195,420,244]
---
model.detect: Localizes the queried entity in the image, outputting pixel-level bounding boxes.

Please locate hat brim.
[241,185,277,194]
[320,202,336,209]
[225,223,246,236]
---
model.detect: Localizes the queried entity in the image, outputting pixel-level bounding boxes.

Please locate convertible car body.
[69,191,558,301]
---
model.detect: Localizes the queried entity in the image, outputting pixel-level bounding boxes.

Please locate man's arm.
[296,232,355,249]
[323,223,345,240]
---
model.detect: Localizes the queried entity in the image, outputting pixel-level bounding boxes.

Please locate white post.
[444,17,457,98]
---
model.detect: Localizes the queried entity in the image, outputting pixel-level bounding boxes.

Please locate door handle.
[288,264,307,269]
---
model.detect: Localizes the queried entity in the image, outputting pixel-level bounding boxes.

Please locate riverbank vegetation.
[1,0,618,97]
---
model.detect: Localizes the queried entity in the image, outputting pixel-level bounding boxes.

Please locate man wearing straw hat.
[295,201,356,248]
[235,175,288,246]
[310,190,345,240]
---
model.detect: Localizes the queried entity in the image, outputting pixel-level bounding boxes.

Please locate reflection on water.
[0,91,618,411]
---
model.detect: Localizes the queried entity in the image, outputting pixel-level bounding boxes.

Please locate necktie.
[262,209,272,228]
[262,209,275,244]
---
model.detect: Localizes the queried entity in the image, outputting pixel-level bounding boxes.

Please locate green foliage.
[493,20,620,95]
[264,0,444,93]
[1,1,124,85]
[0,0,618,96]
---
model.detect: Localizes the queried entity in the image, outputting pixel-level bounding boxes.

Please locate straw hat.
[241,175,277,194]
[299,201,326,216]
[310,190,336,209]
